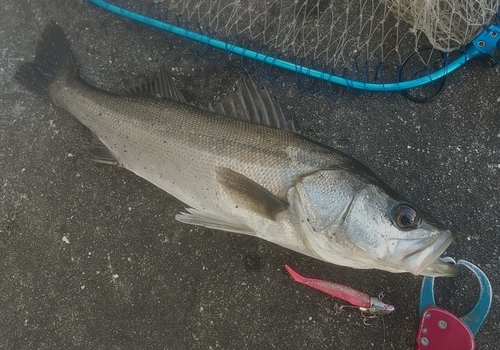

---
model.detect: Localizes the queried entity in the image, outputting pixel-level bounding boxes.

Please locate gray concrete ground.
[1,0,499,349]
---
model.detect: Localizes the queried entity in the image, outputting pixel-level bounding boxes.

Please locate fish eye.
[392,204,420,229]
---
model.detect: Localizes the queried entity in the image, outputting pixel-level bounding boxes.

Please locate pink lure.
[285,265,394,314]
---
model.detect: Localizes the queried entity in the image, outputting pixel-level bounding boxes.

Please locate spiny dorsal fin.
[125,69,186,102]
[88,133,120,166]
[216,167,288,220]
[210,77,295,131]
[175,208,255,236]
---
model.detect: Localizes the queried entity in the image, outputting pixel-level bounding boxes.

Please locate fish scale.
[14,23,458,277]
[50,73,329,254]
[54,75,330,199]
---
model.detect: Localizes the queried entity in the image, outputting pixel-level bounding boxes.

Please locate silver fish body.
[16,24,457,277]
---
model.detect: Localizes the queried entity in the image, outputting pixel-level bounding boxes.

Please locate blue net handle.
[88,0,498,92]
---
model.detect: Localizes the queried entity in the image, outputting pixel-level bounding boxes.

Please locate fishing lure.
[285,265,394,318]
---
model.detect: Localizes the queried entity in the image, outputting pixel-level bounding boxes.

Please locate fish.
[15,23,458,277]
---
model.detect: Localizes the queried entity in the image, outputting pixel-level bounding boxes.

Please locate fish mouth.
[400,230,458,277]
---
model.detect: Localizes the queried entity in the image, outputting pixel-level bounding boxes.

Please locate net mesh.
[116,0,500,82]
[382,0,500,52]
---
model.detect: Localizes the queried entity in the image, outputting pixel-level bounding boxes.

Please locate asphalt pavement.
[1,1,499,349]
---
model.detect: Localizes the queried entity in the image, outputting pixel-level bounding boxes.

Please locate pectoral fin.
[176,208,255,235]
[216,167,288,220]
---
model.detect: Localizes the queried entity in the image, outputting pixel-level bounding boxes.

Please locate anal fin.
[175,208,255,236]
[88,133,120,166]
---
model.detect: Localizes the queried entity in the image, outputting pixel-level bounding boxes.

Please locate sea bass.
[16,24,457,277]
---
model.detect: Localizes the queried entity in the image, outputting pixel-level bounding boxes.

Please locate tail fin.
[15,23,76,97]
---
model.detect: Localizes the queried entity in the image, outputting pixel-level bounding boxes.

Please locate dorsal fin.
[126,70,294,131]
[125,69,186,102]
[209,77,295,132]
